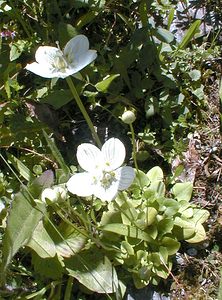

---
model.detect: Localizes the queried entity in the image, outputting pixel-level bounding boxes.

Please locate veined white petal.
[115,166,135,190]
[77,143,102,172]
[68,50,97,74]
[64,35,90,63]
[35,46,63,66]
[94,180,119,202]
[102,138,126,171]
[67,173,94,197]
[25,62,56,78]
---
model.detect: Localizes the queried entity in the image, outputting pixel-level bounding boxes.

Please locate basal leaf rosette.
[98,166,209,288]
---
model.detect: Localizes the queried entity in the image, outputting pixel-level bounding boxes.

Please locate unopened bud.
[121,110,136,124]
[41,186,67,203]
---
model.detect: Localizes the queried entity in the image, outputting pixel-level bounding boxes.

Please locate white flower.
[41,186,67,203]
[67,138,135,202]
[25,35,97,79]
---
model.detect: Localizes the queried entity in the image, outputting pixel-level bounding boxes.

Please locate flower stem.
[66,76,102,147]
[129,123,142,188]
[129,123,139,172]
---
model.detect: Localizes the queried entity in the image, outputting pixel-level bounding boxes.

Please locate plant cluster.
[0,0,220,299]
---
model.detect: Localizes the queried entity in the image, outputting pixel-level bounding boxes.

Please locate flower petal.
[64,35,89,62]
[67,173,94,197]
[94,180,119,202]
[77,143,102,172]
[101,138,126,171]
[68,50,97,74]
[35,46,63,66]
[25,62,56,78]
[115,166,135,190]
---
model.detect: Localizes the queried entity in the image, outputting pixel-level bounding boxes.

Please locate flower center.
[93,170,116,188]
[53,54,68,71]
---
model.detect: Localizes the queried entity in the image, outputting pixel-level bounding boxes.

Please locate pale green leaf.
[54,223,87,258]
[100,223,157,244]
[65,247,118,293]
[161,237,180,255]
[178,20,201,50]
[95,74,120,92]
[147,166,164,182]
[189,69,201,81]
[185,223,207,243]
[153,27,175,43]
[172,182,193,201]
[27,221,56,258]
[192,209,210,224]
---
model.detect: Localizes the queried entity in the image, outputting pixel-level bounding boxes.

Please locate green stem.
[64,277,73,300]
[129,123,142,188]
[66,77,102,147]
[129,123,139,172]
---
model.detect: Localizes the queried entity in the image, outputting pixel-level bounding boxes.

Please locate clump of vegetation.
[0,0,221,299]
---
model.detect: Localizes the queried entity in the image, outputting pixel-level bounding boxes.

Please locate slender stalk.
[66,77,102,148]
[64,277,73,300]
[129,123,139,173]
[129,123,143,188]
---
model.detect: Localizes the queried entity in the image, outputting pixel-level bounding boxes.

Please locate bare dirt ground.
[170,77,222,300]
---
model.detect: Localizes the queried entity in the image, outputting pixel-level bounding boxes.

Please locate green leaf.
[100,224,157,244]
[153,27,174,44]
[9,40,26,61]
[41,89,73,109]
[157,219,174,236]
[136,207,158,229]
[192,209,210,224]
[76,10,98,30]
[1,189,45,273]
[65,247,118,293]
[161,237,180,255]
[178,20,201,50]
[29,170,54,199]
[43,130,70,177]
[7,153,34,181]
[32,253,64,280]
[181,207,193,218]
[185,223,207,243]
[147,166,164,182]
[172,182,193,201]
[132,169,150,188]
[27,221,56,258]
[95,74,120,92]
[167,8,175,29]
[189,69,201,81]
[58,23,78,47]
[192,85,204,99]
[174,217,196,240]
[159,246,168,264]
[54,223,87,258]
[153,265,169,279]
[162,199,180,217]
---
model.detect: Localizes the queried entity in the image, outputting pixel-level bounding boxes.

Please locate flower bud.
[41,186,67,203]
[121,110,136,124]
[41,188,57,203]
